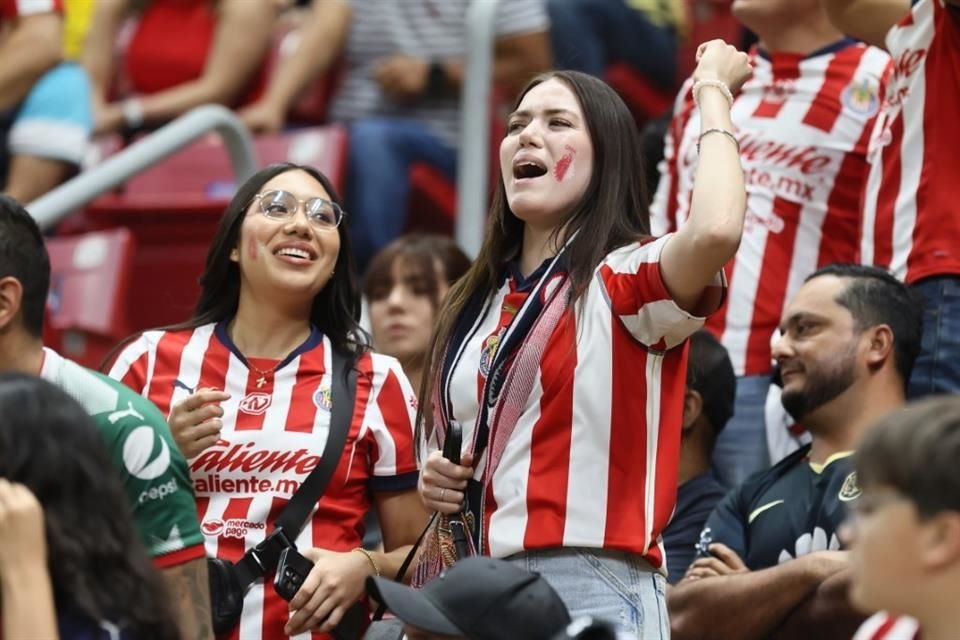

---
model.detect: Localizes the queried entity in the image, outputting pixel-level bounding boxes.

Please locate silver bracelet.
[692,79,734,109]
[697,128,739,155]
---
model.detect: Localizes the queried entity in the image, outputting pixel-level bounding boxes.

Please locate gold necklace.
[247,360,279,388]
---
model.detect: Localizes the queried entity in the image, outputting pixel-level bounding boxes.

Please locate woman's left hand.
[284,548,373,635]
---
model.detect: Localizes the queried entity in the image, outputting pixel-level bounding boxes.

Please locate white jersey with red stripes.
[854,613,921,640]
[652,41,889,376]
[861,0,960,283]
[109,323,419,640]
[443,234,724,568]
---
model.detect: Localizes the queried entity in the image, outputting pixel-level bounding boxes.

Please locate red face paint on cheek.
[554,145,577,181]
[245,236,258,261]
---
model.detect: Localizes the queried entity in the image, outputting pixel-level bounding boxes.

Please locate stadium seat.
[45,228,134,369]
[66,126,348,334]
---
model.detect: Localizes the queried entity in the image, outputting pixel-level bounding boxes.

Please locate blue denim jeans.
[506,548,669,639]
[711,374,772,490]
[345,117,458,271]
[546,0,678,89]
[908,276,960,398]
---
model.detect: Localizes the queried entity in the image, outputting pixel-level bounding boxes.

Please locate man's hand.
[683,543,749,581]
[374,54,430,100]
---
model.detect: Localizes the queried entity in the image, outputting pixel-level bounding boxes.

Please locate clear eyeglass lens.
[259,191,340,227]
[305,198,339,226]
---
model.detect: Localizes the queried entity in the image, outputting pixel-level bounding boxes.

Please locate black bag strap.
[232,348,357,591]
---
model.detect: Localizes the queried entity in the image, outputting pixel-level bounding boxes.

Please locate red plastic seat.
[45,228,134,369]
[64,126,348,334]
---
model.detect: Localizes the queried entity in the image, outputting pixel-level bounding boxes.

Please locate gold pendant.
[256,375,267,388]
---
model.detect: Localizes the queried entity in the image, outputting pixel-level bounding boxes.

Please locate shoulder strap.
[275,347,357,534]
[231,347,357,591]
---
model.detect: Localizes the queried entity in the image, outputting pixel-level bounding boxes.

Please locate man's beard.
[781,345,858,422]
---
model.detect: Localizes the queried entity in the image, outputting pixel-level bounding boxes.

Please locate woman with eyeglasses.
[107,163,428,638]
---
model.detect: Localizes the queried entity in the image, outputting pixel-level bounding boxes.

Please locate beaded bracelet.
[697,128,740,155]
[353,547,381,577]
[692,79,734,109]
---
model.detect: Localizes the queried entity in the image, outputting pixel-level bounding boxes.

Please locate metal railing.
[28,105,258,231]
[456,0,500,258]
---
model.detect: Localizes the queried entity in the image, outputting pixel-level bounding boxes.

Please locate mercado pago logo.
[201,518,266,539]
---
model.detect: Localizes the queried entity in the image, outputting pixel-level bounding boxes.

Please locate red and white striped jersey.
[652,41,890,376]
[860,0,960,283]
[444,235,724,568]
[109,323,419,640]
[854,613,921,640]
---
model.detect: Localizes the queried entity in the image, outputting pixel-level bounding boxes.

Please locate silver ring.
[440,488,447,502]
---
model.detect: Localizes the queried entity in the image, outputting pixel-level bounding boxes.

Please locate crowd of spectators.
[3,0,960,639]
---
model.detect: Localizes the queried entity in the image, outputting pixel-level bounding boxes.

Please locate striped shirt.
[860,0,960,283]
[651,41,890,376]
[329,0,548,146]
[109,323,419,640]
[444,235,723,568]
[854,614,921,640]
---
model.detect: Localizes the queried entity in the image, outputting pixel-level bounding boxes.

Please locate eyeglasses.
[254,190,345,228]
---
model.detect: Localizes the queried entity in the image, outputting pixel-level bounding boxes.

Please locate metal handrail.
[455,0,500,258]
[28,105,258,231]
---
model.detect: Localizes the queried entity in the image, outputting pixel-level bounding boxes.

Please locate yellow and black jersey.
[695,444,861,570]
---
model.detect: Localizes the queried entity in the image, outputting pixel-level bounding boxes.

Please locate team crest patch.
[239,392,271,416]
[838,471,862,502]
[479,329,505,379]
[842,79,880,117]
[313,385,333,411]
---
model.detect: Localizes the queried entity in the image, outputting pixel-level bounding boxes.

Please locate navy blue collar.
[503,257,553,292]
[214,320,323,369]
[755,37,859,62]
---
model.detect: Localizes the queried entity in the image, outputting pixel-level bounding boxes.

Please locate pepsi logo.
[202,519,224,536]
[239,392,272,415]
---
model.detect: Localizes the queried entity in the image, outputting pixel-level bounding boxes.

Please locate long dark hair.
[0,373,178,639]
[103,163,365,371]
[419,71,651,440]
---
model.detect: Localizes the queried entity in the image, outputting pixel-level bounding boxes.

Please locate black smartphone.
[274,547,315,601]
[442,422,462,465]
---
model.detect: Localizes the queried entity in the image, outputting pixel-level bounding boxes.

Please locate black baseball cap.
[686,330,737,434]
[366,557,571,640]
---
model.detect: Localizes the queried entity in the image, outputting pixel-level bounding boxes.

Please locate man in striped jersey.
[845,397,960,640]
[0,196,211,639]
[241,0,551,269]
[821,0,960,401]
[651,0,891,489]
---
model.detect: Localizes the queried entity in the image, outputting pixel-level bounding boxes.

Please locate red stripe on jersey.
[753,54,802,119]
[152,544,206,569]
[521,312,576,548]
[149,330,193,415]
[377,368,415,467]
[872,114,904,269]
[285,346,324,433]
[198,335,231,397]
[236,357,278,432]
[818,119,874,267]
[600,260,671,318]
[906,0,960,280]
[605,317,651,548]
[803,48,867,133]
[744,198,804,374]
[120,349,150,395]
[646,341,688,566]
[217,497,254,564]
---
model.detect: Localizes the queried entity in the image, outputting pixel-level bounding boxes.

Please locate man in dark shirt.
[668,264,923,640]
[662,330,732,583]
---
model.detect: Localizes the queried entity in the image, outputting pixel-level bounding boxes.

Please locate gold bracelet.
[353,547,381,577]
[697,128,740,155]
